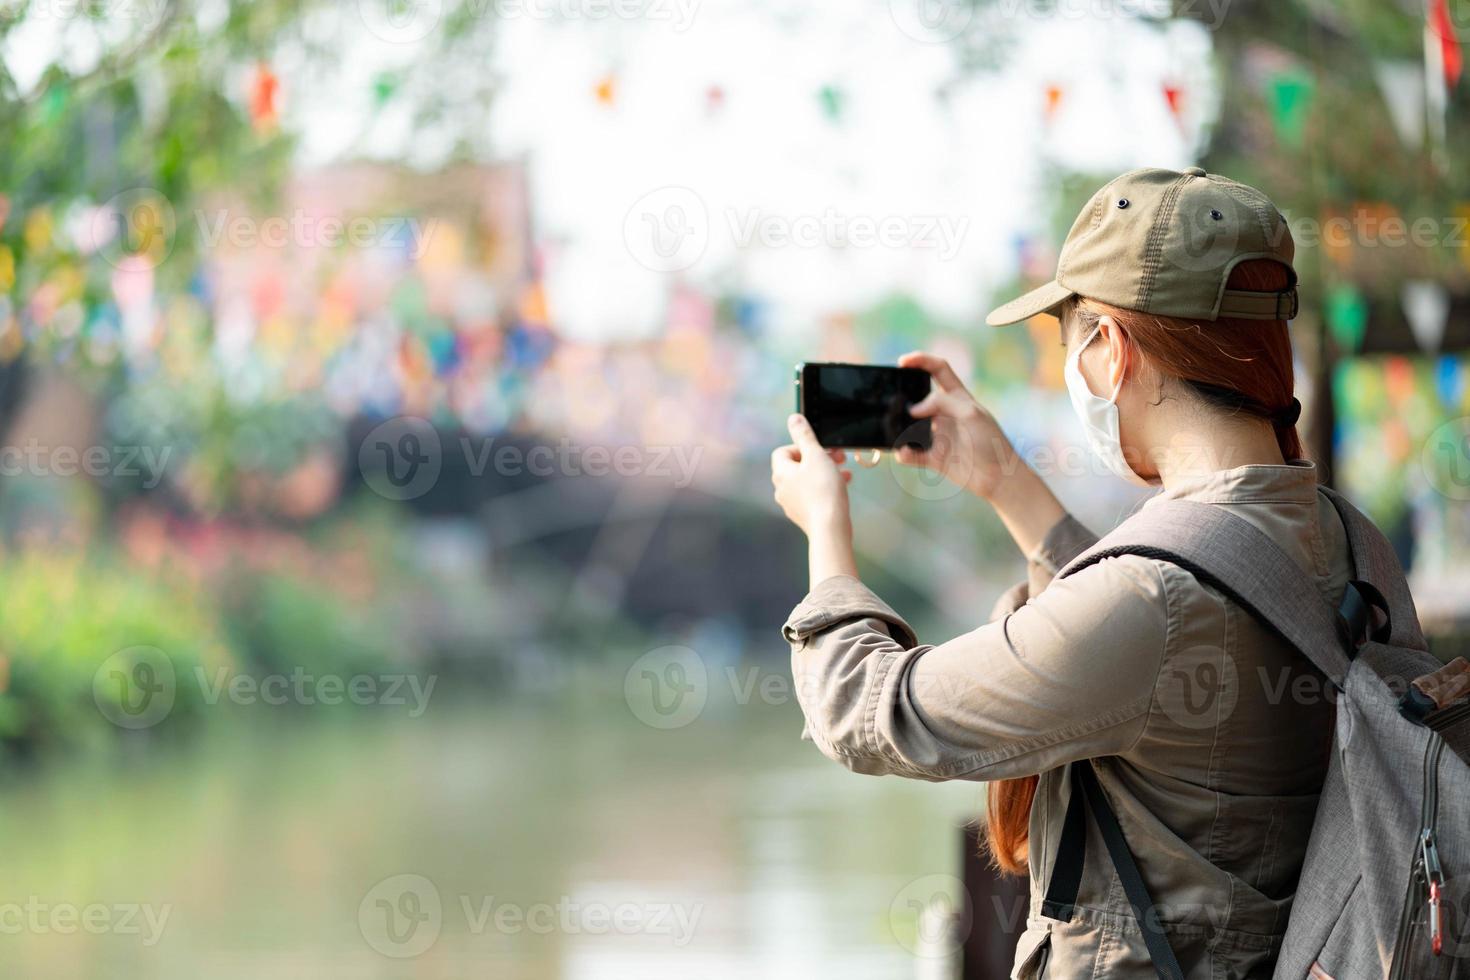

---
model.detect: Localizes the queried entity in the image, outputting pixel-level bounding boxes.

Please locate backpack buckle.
[1337,580,1392,654]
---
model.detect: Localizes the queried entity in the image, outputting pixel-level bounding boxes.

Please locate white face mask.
[1063,325,1157,487]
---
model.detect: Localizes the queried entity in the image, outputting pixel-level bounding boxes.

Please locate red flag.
[1430,0,1463,85]
[250,63,279,131]
[1163,84,1183,115]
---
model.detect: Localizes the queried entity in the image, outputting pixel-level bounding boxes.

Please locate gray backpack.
[1048,486,1470,979]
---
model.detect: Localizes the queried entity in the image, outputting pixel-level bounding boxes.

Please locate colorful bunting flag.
[1163,83,1184,123]
[1267,70,1314,148]
[1435,355,1466,409]
[1384,355,1416,408]
[373,72,400,107]
[1373,61,1425,149]
[595,74,616,107]
[818,85,843,122]
[250,63,279,132]
[1429,0,1464,86]
[1043,84,1064,122]
[1325,284,1369,352]
[1402,279,1450,353]
[1458,205,1470,275]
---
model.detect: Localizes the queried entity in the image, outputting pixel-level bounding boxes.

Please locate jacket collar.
[1148,460,1320,506]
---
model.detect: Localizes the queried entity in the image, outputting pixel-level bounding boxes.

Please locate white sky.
[5,0,1217,342]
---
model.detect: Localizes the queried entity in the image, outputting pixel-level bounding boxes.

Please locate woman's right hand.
[896,351,1066,557]
[894,351,1020,501]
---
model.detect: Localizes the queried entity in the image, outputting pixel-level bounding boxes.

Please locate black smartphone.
[795,362,932,450]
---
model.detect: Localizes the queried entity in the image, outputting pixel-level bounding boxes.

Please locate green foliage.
[0,549,230,756]
[219,569,393,682]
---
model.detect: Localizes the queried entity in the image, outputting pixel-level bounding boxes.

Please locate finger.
[909,390,965,419]
[770,446,800,480]
[787,413,825,454]
[895,445,930,468]
[908,392,942,418]
[827,449,846,464]
[842,469,853,483]
[898,352,964,393]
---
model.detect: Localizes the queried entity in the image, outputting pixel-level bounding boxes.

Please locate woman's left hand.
[771,414,853,537]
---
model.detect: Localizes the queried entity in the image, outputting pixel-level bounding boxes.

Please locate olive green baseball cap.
[986,167,1298,326]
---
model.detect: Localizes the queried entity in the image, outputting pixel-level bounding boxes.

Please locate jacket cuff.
[781,575,919,648]
[988,580,1030,621]
[1025,513,1098,595]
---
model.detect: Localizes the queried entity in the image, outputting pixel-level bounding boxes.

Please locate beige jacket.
[782,463,1343,979]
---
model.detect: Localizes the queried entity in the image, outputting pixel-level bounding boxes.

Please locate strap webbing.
[1040,762,1186,980]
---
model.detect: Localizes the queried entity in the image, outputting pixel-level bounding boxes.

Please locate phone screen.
[796,363,932,450]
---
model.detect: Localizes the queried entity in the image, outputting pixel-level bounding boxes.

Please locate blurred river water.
[0,690,981,979]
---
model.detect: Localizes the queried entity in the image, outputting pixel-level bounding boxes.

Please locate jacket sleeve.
[989,513,1102,618]
[782,544,1171,783]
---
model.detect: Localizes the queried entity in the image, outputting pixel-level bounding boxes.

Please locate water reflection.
[0,692,980,978]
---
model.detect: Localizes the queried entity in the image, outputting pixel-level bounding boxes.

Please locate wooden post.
[959,820,1029,980]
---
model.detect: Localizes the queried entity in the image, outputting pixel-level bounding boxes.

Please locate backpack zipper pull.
[1420,829,1444,956]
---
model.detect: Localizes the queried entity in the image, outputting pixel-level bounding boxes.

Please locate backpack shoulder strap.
[1041,761,1186,980]
[1056,497,1353,689]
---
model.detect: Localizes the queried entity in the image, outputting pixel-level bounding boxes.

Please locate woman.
[770,168,1340,978]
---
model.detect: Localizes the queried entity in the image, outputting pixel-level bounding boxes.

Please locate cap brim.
[984,280,1074,327]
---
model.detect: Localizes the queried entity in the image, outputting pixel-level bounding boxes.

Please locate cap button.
[1183,166,1206,177]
